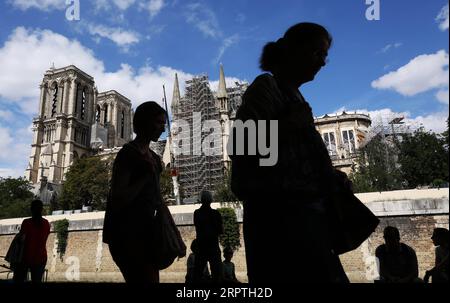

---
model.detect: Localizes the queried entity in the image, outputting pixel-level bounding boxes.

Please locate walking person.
[103,101,169,284]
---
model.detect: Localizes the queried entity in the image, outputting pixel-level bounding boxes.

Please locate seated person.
[424,228,449,283]
[375,226,420,283]
[222,247,240,284]
[185,239,210,284]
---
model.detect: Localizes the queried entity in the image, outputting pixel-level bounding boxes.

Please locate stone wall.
[0,189,448,283]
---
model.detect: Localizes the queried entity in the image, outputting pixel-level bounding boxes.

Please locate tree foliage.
[350,126,449,193]
[58,156,113,210]
[0,177,35,219]
[217,207,241,252]
[214,168,240,204]
[397,128,449,188]
[350,135,403,193]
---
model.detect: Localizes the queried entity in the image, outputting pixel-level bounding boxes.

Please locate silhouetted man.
[193,190,223,283]
[376,226,420,283]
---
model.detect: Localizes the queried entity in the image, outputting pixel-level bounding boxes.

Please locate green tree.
[397,128,449,188]
[214,168,240,204]
[217,207,241,252]
[0,177,35,219]
[59,156,112,210]
[350,134,403,193]
[160,166,174,203]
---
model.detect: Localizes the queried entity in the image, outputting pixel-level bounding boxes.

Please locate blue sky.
[0,0,448,177]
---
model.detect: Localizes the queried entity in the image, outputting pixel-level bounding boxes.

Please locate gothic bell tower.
[25,65,96,184]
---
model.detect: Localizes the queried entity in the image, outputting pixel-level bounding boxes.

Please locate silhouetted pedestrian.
[12,199,50,283]
[375,226,420,283]
[424,228,449,283]
[230,22,351,283]
[193,190,223,283]
[185,239,211,284]
[103,101,167,284]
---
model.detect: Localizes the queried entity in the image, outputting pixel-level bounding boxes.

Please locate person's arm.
[398,248,419,283]
[426,252,449,277]
[376,248,397,282]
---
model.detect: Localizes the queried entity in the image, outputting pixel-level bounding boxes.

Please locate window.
[121,110,125,138]
[96,105,101,122]
[322,132,337,156]
[51,83,58,117]
[342,129,356,153]
[103,104,108,124]
[81,88,86,120]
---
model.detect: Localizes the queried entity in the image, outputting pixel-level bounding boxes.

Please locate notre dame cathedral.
[24,65,133,202]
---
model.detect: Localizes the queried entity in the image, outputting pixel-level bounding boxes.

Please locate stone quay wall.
[0,189,448,283]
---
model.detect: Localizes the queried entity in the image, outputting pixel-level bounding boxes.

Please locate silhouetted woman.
[230,22,350,283]
[13,199,50,283]
[103,101,167,284]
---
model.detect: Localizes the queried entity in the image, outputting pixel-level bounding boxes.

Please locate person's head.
[383,226,401,249]
[260,22,332,86]
[133,101,167,142]
[199,190,213,206]
[223,247,233,262]
[30,199,44,218]
[431,228,449,247]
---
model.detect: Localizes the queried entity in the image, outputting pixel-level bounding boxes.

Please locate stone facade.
[23,65,133,201]
[315,112,372,175]
[1,189,448,283]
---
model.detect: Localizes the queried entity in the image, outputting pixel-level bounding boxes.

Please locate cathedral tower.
[25,65,96,184]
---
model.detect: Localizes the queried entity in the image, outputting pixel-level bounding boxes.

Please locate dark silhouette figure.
[424,228,449,283]
[185,239,211,284]
[222,247,240,284]
[230,22,350,283]
[193,190,223,283]
[375,226,420,283]
[13,199,50,283]
[103,101,167,284]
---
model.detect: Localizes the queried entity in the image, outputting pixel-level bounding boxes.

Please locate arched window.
[103,104,108,124]
[96,105,101,122]
[81,88,87,120]
[74,83,80,117]
[51,82,58,117]
[121,110,125,138]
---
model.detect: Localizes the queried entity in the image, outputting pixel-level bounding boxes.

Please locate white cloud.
[209,76,246,93]
[9,0,65,11]
[436,4,449,31]
[0,27,196,114]
[86,23,140,50]
[185,3,222,39]
[0,125,31,174]
[140,0,165,18]
[214,34,240,64]
[379,42,402,53]
[0,110,14,122]
[331,107,448,134]
[113,0,136,10]
[436,89,449,105]
[0,167,27,178]
[372,50,449,98]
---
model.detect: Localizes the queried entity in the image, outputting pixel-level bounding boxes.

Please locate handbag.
[5,233,25,270]
[153,203,187,270]
[329,188,380,255]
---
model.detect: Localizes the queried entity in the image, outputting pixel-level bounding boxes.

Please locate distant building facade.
[24,65,133,202]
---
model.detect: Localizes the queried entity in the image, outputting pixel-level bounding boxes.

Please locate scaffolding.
[173,75,224,199]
